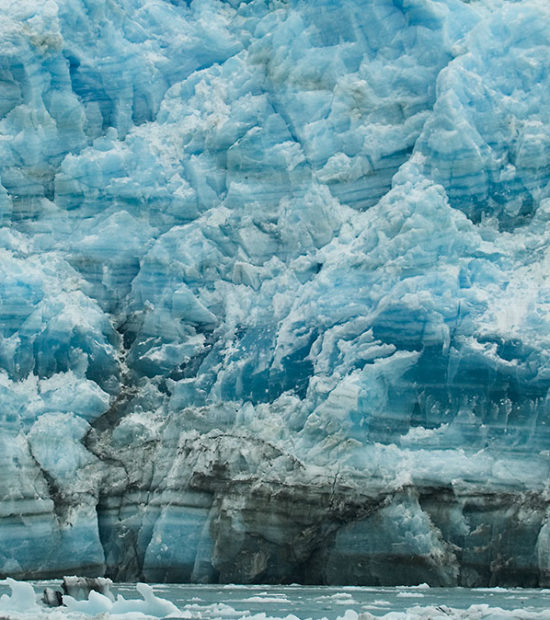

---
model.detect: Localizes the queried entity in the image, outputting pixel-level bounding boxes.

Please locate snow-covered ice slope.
[2,0,550,586]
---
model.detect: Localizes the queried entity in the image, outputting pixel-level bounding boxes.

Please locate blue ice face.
[3,0,550,584]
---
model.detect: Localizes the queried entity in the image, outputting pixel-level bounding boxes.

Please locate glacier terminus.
[2,0,550,587]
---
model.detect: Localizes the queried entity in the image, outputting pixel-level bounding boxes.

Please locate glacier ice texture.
[2,0,550,587]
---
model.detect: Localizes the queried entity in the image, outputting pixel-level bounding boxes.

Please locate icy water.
[3,581,550,618]
[114,584,550,617]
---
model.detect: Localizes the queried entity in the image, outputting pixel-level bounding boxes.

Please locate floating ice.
[0,578,41,613]
[63,583,182,617]
[0,579,185,619]
[2,580,550,619]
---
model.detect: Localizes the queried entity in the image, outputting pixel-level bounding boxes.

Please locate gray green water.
[88,583,550,618]
[3,582,550,618]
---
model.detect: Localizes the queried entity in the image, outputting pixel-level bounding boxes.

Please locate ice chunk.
[0,578,40,612]
[63,581,182,617]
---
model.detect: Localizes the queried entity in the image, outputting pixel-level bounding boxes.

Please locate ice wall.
[2,0,550,586]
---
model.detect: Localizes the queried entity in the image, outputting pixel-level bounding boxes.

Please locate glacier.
[2,0,550,587]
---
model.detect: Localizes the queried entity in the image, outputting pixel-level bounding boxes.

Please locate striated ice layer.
[2,0,550,586]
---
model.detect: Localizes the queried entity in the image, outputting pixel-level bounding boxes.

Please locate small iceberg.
[0,578,187,618]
